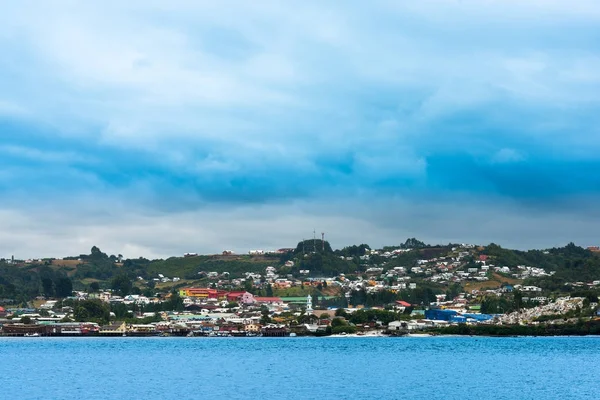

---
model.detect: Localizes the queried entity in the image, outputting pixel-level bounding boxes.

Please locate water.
[1,336,598,400]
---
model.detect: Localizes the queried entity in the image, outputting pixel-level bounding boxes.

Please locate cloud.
[1,1,600,256]
[1,195,599,259]
[491,148,525,164]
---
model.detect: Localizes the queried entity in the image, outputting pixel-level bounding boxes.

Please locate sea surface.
[1,336,598,400]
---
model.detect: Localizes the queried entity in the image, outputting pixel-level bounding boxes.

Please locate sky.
[1,1,600,259]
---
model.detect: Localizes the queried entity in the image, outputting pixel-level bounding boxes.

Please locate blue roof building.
[425,309,493,323]
[425,309,458,321]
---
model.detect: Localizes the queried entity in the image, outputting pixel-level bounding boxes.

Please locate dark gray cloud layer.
[1,1,600,257]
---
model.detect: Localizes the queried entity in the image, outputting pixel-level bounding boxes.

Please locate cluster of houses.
[512,266,555,279]
[3,284,598,337]
[497,297,592,324]
[0,297,476,338]
[565,280,600,289]
[156,245,561,312]
[5,242,600,337]
[146,274,181,284]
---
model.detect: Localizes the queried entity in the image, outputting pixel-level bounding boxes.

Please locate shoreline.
[3,332,600,339]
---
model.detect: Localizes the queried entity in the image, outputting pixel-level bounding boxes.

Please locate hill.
[1,240,600,305]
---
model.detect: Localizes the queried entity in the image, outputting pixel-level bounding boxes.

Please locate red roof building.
[395,301,412,307]
[254,297,282,304]
[226,291,247,302]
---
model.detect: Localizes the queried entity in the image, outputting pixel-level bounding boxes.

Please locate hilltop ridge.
[1,238,599,306]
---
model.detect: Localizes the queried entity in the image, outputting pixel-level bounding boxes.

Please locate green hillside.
[146,255,275,279]
[2,240,600,305]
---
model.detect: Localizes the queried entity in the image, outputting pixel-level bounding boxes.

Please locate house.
[226,291,247,302]
[394,300,412,313]
[100,322,127,335]
[502,285,514,293]
[180,288,219,299]
[0,306,6,317]
[521,286,542,292]
[245,323,262,333]
[239,292,256,305]
[1,324,50,336]
[127,324,157,334]
[254,297,283,305]
[261,324,288,337]
[388,321,407,333]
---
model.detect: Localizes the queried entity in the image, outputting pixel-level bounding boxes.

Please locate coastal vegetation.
[433,320,600,336]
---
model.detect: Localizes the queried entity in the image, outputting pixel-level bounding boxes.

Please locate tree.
[111,274,132,297]
[89,282,100,293]
[260,305,272,325]
[74,299,110,324]
[165,290,184,312]
[513,290,523,312]
[294,239,333,255]
[401,238,427,249]
[335,308,348,318]
[111,302,130,319]
[20,316,32,324]
[90,246,108,259]
[266,284,274,297]
[41,278,55,298]
[55,277,73,298]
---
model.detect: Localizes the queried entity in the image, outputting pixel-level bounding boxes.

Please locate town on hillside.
[1,238,600,337]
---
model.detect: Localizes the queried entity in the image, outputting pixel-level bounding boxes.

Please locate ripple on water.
[1,336,599,400]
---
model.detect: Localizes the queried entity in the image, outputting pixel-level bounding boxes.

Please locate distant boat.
[289,333,297,337]
[24,333,40,337]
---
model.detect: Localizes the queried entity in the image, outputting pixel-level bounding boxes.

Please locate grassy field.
[51,260,81,267]
[79,278,102,285]
[146,255,274,279]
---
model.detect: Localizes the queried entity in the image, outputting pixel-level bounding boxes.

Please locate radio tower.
[313,230,316,253]
[321,232,325,252]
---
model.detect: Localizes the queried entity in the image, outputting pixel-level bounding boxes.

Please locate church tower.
[306,294,313,315]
